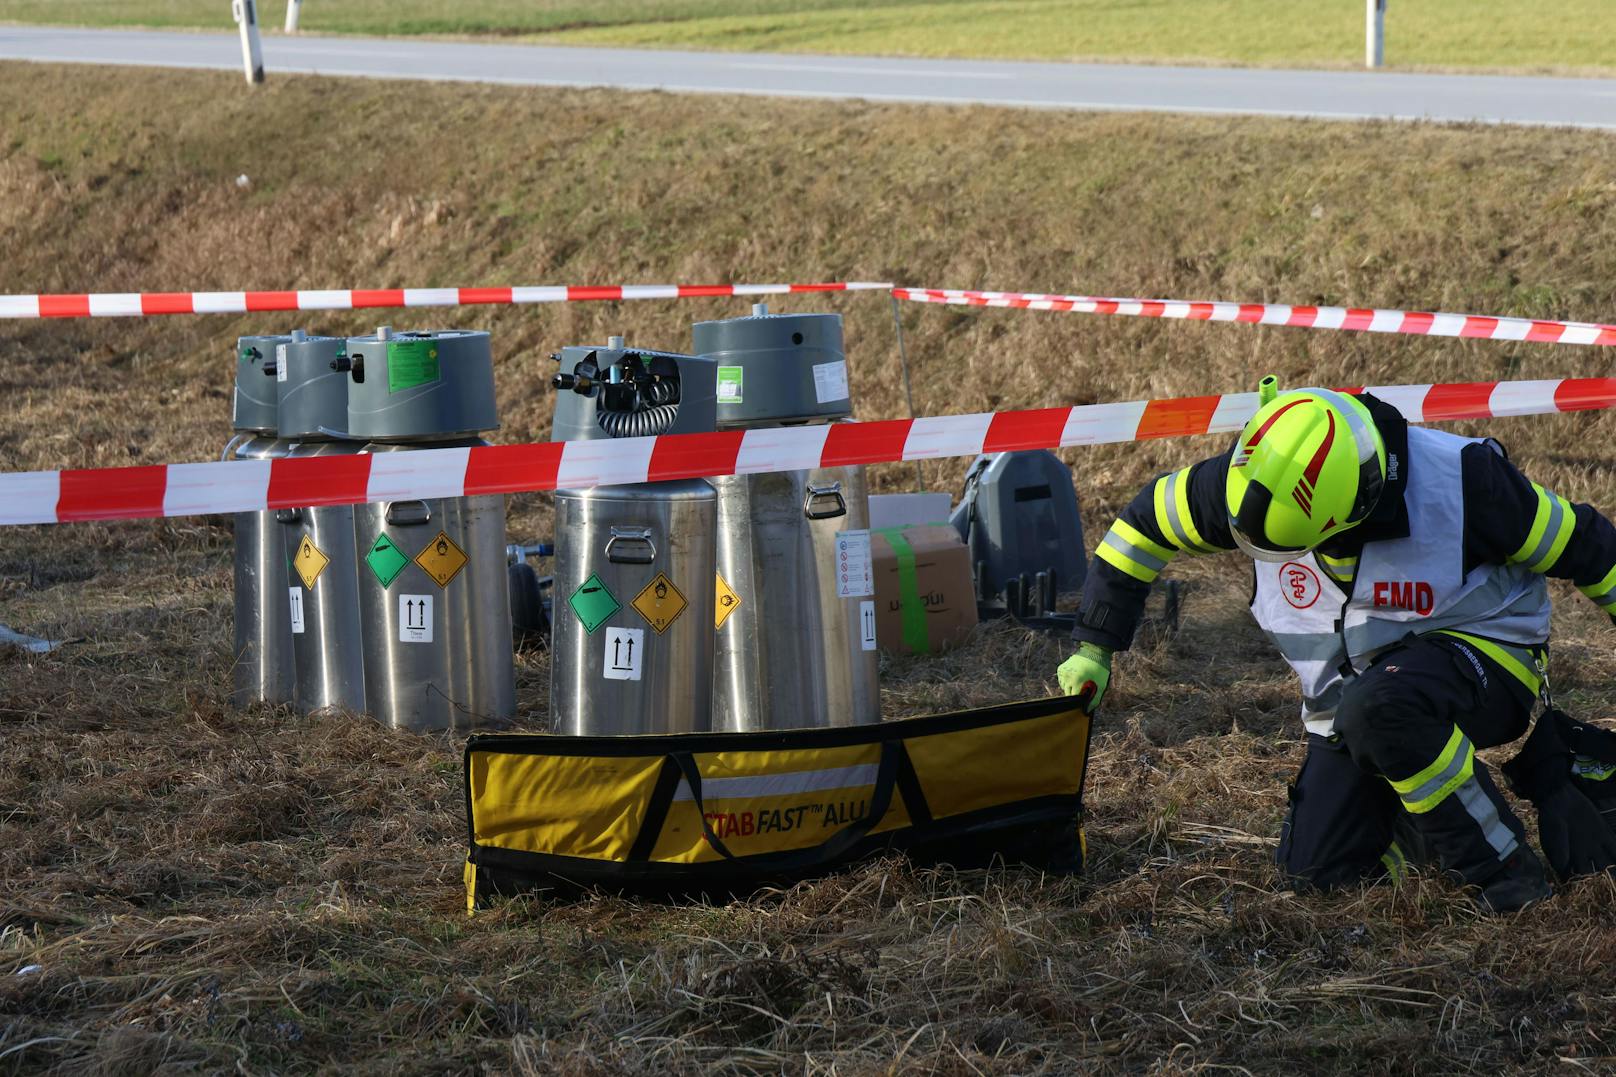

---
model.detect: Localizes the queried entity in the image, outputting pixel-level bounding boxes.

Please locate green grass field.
[2,0,1614,74]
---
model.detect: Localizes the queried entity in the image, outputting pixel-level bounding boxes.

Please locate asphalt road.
[3,25,1614,129]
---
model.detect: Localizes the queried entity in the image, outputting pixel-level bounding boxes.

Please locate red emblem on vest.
[1279,561,1322,609]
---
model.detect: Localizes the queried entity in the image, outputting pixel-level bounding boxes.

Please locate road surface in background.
[1,25,1613,128]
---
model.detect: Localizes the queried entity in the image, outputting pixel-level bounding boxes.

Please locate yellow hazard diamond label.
[414,530,469,588]
[293,535,330,590]
[714,573,741,630]
[632,572,688,634]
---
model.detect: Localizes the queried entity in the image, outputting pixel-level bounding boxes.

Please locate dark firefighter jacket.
[1073,393,1616,689]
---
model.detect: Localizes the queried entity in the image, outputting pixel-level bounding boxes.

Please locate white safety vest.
[1251,426,1550,736]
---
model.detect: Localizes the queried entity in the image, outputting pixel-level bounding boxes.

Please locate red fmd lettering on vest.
[1372,580,1435,615]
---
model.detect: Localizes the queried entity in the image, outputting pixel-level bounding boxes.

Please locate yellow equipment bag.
[464,695,1092,905]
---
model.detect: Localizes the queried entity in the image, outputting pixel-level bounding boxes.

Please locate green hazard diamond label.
[366,532,410,588]
[569,573,621,634]
[387,339,441,394]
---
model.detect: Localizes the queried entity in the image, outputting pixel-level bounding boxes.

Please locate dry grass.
[4,64,1616,1072]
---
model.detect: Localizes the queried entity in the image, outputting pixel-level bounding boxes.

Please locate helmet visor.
[1230,524,1308,563]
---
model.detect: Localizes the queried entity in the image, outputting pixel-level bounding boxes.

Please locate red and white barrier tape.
[6,276,1612,351]
[4,377,1613,527]
[0,281,894,319]
[894,288,1616,347]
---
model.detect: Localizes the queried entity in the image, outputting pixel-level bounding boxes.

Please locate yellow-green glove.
[1057,642,1112,711]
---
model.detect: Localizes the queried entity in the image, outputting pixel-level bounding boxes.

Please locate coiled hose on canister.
[596,376,679,438]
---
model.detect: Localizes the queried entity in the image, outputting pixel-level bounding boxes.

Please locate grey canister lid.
[276,335,352,440]
[344,329,499,441]
[691,312,850,428]
[232,334,295,434]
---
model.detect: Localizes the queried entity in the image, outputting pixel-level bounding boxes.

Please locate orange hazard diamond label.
[714,573,741,630]
[632,572,688,634]
[292,535,329,590]
[414,530,469,588]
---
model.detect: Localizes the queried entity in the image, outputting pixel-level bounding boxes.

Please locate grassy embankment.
[3,0,1616,74]
[4,64,1616,1072]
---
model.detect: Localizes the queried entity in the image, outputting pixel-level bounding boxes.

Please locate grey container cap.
[232,333,296,434]
[344,328,498,442]
[691,312,850,428]
[277,335,353,440]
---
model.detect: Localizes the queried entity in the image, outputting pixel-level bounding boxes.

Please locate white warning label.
[813,359,850,403]
[276,343,288,382]
[604,626,644,681]
[289,586,305,634]
[859,599,877,651]
[835,529,873,598]
[399,593,434,643]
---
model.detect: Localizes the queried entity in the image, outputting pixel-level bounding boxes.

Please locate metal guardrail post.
[231,0,265,83]
[1366,0,1386,68]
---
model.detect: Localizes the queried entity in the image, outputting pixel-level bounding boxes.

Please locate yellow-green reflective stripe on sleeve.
[1097,519,1175,582]
[1387,726,1473,814]
[1511,485,1575,573]
[1436,631,1544,697]
[1153,469,1215,553]
[1579,563,1616,610]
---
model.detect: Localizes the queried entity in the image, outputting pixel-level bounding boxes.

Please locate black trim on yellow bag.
[464,695,1092,905]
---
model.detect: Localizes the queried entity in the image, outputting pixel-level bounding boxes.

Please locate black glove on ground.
[1501,710,1616,883]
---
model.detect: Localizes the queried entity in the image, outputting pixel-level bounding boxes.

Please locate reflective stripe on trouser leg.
[1385,725,1518,863]
[1379,840,1408,883]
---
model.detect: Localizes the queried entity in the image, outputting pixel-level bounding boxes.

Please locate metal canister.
[230,332,297,708]
[278,440,368,715]
[694,310,879,731]
[551,481,716,735]
[352,441,516,732]
[230,433,295,707]
[712,465,878,731]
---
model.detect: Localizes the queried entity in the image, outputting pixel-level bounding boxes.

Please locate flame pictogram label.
[632,572,687,634]
[714,573,742,630]
[413,530,469,588]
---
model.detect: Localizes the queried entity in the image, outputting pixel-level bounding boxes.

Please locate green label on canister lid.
[387,339,441,393]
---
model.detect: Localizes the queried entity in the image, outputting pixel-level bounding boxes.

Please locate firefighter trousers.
[1277,634,1534,890]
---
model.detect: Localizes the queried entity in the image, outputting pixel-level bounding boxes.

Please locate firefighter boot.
[1475,847,1551,914]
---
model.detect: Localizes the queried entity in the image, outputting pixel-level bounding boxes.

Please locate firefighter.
[1059,379,1616,912]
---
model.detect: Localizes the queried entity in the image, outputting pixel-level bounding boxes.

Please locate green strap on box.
[874,527,930,654]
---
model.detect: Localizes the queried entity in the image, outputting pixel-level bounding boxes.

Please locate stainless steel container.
[693,310,879,731]
[230,434,295,707]
[551,481,716,735]
[352,441,515,732]
[279,441,368,715]
[712,465,878,731]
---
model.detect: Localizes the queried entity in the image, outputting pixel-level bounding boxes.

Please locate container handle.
[605,526,656,565]
[273,508,303,524]
[804,482,847,520]
[385,501,432,527]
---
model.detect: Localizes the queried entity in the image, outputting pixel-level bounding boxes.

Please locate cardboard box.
[871,524,978,654]
[868,492,953,531]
